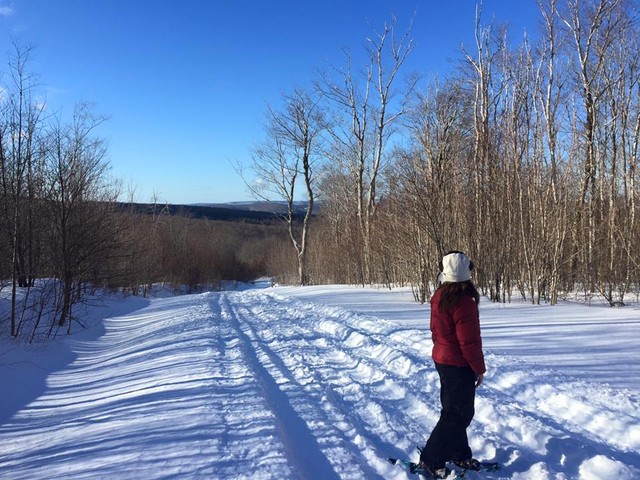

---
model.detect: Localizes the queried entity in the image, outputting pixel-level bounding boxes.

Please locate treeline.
[117,202,288,223]
[0,46,285,341]
[119,210,286,298]
[3,0,639,343]
[255,0,640,306]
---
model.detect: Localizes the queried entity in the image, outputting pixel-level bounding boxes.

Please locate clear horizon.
[0,1,538,205]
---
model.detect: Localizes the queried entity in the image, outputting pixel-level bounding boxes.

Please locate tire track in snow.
[264,289,640,479]
[211,289,640,479]
[215,292,350,480]
[256,292,442,438]
[5,289,638,479]
[206,294,301,480]
[221,291,443,479]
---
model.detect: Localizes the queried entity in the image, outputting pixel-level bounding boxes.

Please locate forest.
[1,0,639,341]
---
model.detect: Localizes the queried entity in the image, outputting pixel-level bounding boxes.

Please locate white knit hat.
[440,252,472,283]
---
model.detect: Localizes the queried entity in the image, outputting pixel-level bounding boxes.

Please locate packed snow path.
[1,287,639,479]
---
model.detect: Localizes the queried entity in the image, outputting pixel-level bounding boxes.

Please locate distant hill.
[194,201,309,216]
[117,201,308,223]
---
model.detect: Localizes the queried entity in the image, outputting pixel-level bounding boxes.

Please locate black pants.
[420,363,476,468]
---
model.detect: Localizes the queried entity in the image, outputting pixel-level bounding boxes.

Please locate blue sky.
[0,1,539,205]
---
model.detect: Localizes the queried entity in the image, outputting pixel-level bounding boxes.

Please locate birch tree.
[249,89,325,285]
[463,6,507,299]
[0,44,45,336]
[559,0,634,294]
[320,17,414,284]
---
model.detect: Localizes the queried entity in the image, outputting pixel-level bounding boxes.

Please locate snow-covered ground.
[0,284,639,479]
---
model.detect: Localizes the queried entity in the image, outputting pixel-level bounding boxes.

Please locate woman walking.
[419,251,486,479]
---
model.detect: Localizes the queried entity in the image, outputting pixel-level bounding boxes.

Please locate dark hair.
[438,280,480,312]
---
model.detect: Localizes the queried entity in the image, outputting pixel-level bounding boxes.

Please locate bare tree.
[390,78,471,299]
[536,0,572,304]
[247,88,325,285]
[559,0,635,295]
[0,43,46,336]
[319,16,415,283]
[463,5,507,299]
[44,104,116,333]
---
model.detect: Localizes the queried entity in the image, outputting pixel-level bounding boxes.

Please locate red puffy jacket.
[430,287,486,376]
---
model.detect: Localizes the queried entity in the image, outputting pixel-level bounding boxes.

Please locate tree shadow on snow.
[0,294,151,426]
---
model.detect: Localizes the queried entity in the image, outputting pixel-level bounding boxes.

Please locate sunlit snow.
[1,283,639,479]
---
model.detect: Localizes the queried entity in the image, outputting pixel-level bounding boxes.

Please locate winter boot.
[452,458,481,471]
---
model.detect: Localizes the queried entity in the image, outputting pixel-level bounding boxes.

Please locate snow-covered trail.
[212,290,431,479]
[0,288,639,479]
[0,295,227,479]
[213,291,640,479]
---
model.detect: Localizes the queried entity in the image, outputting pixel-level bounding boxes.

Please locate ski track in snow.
[0,288,639,479]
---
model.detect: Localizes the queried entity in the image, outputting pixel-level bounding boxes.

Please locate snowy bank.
[0,285,638,479]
